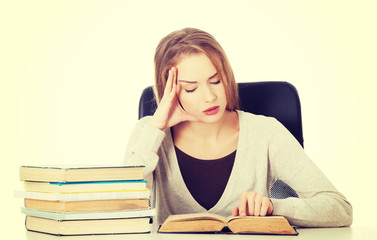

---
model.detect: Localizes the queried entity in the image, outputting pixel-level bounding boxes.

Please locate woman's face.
[175,53,228,123]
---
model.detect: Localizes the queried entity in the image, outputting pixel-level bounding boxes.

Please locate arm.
[269,118,353,227]
[123,117,166,180]
[124,67,197,179]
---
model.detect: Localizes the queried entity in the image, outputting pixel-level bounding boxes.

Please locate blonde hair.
[154,28,239,111]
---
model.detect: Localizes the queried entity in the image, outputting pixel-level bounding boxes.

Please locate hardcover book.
[24,198,149,212]
[24,180,147,193]
[26,216,152,235]
[22,208,156,220]
[158,213,298,235]
[20,165,144,182]
[15,189,150,201]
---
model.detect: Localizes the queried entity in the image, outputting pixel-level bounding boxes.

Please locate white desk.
[24,227,376,240]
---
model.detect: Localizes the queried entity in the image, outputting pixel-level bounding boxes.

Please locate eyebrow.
[178,72,218,83]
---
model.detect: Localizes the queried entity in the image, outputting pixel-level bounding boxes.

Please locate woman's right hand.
[148,67,198,130]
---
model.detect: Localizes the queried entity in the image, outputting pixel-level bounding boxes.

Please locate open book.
[158,213,298,235]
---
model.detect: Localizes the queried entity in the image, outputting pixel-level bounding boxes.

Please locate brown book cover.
[24,198,149,212]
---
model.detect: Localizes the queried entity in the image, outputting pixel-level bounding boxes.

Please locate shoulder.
[236,110,301,151]
[236,110,286,141]
[236,110,279,128]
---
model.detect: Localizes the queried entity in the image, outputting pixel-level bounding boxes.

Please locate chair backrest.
[138,81,304,147]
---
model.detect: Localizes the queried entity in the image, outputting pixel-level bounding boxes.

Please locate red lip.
[203,106,219,115]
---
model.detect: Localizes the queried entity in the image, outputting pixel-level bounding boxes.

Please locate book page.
[167,213,227,223]
[226,215,285,223]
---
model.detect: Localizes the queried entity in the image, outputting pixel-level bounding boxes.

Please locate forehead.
[176,54,217,81]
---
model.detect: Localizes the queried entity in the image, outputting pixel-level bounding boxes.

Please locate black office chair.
[138,81,302,199]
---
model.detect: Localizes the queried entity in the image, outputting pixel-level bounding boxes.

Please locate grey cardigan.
[124,110,352,227]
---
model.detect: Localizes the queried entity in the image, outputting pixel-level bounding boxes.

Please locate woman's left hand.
[232,191,274,217]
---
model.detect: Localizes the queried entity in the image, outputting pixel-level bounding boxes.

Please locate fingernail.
[241,212,246,217]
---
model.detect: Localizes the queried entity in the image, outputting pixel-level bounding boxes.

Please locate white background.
[1,0,376,235]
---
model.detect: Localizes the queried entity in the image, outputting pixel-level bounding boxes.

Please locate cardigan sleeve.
[268,118,353,227]
[123,116,166,182]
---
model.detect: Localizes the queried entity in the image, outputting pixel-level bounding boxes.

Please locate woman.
[124,27,352,227]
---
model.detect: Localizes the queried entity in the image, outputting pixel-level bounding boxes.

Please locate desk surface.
[24,227,376,240]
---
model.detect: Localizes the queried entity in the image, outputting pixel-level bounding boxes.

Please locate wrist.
[148,118,166,130]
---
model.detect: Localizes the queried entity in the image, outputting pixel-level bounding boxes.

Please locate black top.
[175,146,236,210]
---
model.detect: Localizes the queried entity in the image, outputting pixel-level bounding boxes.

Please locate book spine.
[15,189,150,201]
[22,208,156,220]
[49,180,147,185]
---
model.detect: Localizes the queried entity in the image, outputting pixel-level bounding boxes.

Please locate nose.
[203,85,217,103]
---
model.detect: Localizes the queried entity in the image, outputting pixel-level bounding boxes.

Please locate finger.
[172,67,177,84]
[232,206,239,216]
[171,69,177,97]
[170,68,176,93]
[267,200,274,215]
[254,194,263,216]
[238,192,248,217]
[174,68,182,95]
[260,197,270,216]
[163,69,173,96]
[172,68,181,101]
[247,192,256,216]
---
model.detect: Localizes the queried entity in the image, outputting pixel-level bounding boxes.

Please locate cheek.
[221,85,228,101]
[177,94,201,114]
[178,94,194,108]
[221,90,228,104]
[215,86,227,102]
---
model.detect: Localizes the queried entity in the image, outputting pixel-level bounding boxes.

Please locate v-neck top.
[124,110,353,227]
[175,146,236,210]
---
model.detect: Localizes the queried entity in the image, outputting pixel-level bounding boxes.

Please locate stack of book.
[15,165,155,235]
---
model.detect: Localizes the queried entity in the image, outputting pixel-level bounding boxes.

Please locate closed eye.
[210,80,221,85]
[185,80,220,93]
[185,88,197,93]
